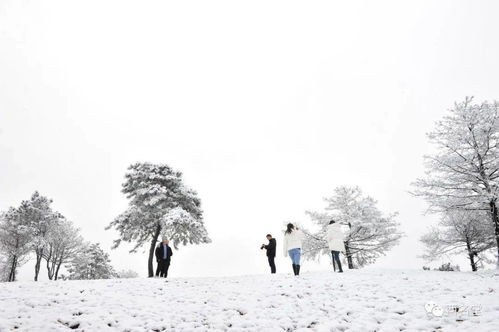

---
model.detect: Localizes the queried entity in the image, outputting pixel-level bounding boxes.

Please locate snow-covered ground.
[0,269,498,331]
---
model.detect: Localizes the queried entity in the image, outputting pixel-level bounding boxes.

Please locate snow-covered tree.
[43,218,83,280]
[107,162,211,277]
[412,97,499,267]
[16,191,59,281]
[0,207,32,281]
[421,209,495,271]
[303,186,402,269]
[66,243,116,280]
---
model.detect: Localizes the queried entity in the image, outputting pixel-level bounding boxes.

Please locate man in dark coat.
[155,239,173,278]
[261,234,276,274]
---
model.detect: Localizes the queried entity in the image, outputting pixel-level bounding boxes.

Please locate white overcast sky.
[1,0,499,280]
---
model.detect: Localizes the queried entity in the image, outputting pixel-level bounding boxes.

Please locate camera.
[260,244,265,250]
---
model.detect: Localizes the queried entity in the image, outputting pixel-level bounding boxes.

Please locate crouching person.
[155,239,173,278]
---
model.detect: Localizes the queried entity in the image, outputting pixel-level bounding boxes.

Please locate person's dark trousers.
[157,259,171,278]
[268,256,276,274]
[331,250,343,272]
[155,262,161,277]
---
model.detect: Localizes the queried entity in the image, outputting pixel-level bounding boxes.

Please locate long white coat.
[283,229,305,257]
[326,223,346,252]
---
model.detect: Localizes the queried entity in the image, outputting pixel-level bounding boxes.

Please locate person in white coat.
[283,223,305,276]
[326,219,345,273]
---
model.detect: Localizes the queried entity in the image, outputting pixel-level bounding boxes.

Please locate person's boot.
[296,265,300,276]
[292,264,297,275]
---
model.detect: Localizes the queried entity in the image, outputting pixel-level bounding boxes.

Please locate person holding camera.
[261,234,276,274]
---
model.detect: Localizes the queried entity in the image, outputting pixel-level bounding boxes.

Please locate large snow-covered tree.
[107,162,211,277]
[43,218,83,280]
[421,209,495,271]
[0,207,32,282]
[303,186,402,269]
[412,97,499,267]
[16,191,59,281]
[66,243,116,280]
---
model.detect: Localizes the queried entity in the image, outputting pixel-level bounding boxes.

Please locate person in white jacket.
[326,219,345,273]
[283,223,305,276]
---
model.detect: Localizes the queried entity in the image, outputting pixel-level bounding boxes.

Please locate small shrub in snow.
[116,269,139,279]
[435,263,460,272]
[66,243,116,280]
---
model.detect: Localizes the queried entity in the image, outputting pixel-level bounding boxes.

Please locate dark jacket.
[264,238,276,257]
[155,244,173,261]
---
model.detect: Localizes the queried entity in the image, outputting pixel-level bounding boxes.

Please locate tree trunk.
[54,258,63,281]
[34,249,43,281]
[8,239,20,282]
[8,255,17,282]
[54,264,60,280]
[344,241,354,269]
[489,200,499,268]
[148,223,161,277]
[465,236,477,272]
[46,257,55,280]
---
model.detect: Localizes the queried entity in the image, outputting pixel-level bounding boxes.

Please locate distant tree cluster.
[0,192,125,282]
[1,162,211,282]
[413,97,499,271]
[302,186,403,269]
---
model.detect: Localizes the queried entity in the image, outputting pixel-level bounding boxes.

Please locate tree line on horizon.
[1,97,498,281]
[0,192,136,282]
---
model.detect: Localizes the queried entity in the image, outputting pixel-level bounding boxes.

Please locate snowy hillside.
[0,269,498,331]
